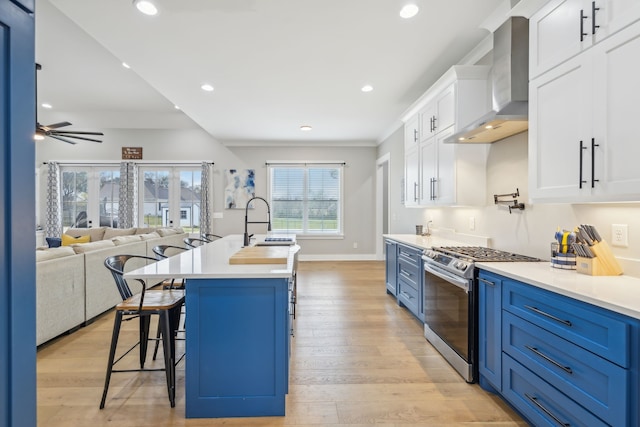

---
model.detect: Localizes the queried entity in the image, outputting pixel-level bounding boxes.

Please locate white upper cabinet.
[530,17,640,202]
[530,0,640,79]
[401,65,490,207]
[404,144,420,207]
[404,115,420,150]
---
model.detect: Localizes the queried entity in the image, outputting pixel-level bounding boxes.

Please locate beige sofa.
[35,227,189,346]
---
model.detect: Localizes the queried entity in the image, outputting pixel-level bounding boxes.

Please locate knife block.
[576,240,623,276]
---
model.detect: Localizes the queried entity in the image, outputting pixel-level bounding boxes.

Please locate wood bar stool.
[101,255,185,409]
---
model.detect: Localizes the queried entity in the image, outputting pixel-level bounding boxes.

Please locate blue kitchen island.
[125,234,298,418]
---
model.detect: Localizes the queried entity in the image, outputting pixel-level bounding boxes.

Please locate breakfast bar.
[124,234,299,418]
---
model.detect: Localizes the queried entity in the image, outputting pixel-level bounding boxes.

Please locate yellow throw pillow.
[61,234,91,246]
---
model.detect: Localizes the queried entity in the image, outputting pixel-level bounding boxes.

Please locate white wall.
[36,128,379,258]
[377,130,640,277]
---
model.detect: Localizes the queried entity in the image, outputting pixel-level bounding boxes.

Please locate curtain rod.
[42,161,214,166]
[264,161,346,166]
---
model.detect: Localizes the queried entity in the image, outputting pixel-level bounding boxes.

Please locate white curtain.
[118,162,138,228]
[45,162,62,238]
[199,162,213,235]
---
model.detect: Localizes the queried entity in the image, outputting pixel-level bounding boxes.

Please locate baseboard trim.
[298,253,378,262]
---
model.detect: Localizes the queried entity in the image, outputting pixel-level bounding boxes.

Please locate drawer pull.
[399,270,412,280]
[478,278,495,287]
[525,393,570,426]
[524,305,572,327]
[525,345,573,374]
[400,291,414,300]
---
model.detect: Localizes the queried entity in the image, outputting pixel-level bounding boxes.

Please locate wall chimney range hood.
[446,16,529,144]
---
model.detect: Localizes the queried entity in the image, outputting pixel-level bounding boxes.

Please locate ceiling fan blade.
[45,121,72,129]
[52,130,105,136]
[48,135,77,145]
[49,133,102,143]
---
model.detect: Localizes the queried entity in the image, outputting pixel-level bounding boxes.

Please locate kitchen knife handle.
[592,1,600,35]
[580,9,588,42]
[591,138,599,188]
[579,141,587,189]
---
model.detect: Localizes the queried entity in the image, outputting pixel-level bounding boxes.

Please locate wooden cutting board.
[229,246,290,265]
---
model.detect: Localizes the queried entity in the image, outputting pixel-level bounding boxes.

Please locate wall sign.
[122,147,143,160]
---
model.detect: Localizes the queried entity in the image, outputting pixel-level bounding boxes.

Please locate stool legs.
[99,308,181,409]
[100,311,123,409]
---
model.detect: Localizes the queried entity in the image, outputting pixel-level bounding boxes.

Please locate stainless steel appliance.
[422,246,539,382]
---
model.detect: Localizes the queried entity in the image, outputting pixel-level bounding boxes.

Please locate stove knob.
[455,261,467,270]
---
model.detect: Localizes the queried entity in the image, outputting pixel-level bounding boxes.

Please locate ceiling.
[36,0,507,144]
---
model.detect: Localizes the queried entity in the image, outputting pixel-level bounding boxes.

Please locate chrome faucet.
[243,196,271,246]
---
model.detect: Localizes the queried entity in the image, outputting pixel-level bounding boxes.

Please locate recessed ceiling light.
[361,85,373,92]
[300,125,312,131]
[201,84,214,92]
[399,4,419,19]
[458,137,465,141]
[34,134,45,141]
[133,0,158,16]
[122,62,131,69]
[41,103,52,109]
[174,105,180,110]
[485,125,493,129]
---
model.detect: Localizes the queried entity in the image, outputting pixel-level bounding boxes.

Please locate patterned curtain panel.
[200,162,213,235]
[45,162,62,238]
[118,162,138,228]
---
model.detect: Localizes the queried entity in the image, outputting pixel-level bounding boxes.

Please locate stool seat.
[117,290,184,311]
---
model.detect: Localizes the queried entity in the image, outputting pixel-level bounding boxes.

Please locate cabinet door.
[419,102,437,141]
[529,54,594,202]
[404,115,420,149]
[434,127,456,205]
[593,0,640,42]
[478,272,502,392]
[530,0,592,79]
[591,20,640,199]
[419,136,437,204]
[404,145,420,207]
[435,84,455,133]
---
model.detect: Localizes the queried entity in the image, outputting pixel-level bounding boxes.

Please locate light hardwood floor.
[37,261,527,426]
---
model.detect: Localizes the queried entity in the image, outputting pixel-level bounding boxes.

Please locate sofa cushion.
[71,240,116,254]
[135,227,156,235]
[103,227,136,239]
[35,246,77,262]
[138,231,161,241]
[156,228,180,237]
[64,227,106,242]
[112,235,143,245]
[46,237,62,248]
[61,234,91,246]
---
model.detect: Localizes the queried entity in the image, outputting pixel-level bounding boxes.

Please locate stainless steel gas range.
[422,246,539,383]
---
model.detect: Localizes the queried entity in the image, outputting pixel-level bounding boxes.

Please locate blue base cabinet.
[185,277,290,418]
[478,269,640,427]
[384,239,423,321]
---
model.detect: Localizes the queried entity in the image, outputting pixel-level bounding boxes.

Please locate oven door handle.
[423,262,469,292]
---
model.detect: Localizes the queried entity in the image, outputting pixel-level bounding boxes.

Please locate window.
[60,167,120,230]
[138,166,202,232]
[268,163,343,236]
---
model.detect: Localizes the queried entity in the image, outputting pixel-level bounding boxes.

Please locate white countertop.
[124,234,299,281]
[477,261,640,320]
[383,232,490,250]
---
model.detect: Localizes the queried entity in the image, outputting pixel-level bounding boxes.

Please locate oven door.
[423,261,474,372]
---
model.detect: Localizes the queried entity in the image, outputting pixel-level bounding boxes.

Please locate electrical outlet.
[212,212,223,219]
[612,224,629,247]
[469,217,475,231]
[353,242,358,249]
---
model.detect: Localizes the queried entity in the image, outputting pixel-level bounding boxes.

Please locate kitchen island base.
[185,276,290,418]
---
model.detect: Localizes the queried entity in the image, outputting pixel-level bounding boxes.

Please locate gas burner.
[434,246,540,262]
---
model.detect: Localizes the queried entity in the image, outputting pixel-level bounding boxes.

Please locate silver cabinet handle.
[524,305,572,327]
[478,278,495,287]
[525,394,571,426]
[525,345,573,374]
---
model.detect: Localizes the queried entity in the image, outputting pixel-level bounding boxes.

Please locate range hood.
[446,16,529,144]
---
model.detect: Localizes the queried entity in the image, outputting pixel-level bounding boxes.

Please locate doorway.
[375,153,390,260]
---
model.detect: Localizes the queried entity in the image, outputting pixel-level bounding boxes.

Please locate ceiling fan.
[35,121,104,145]
[35,63,104,145]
